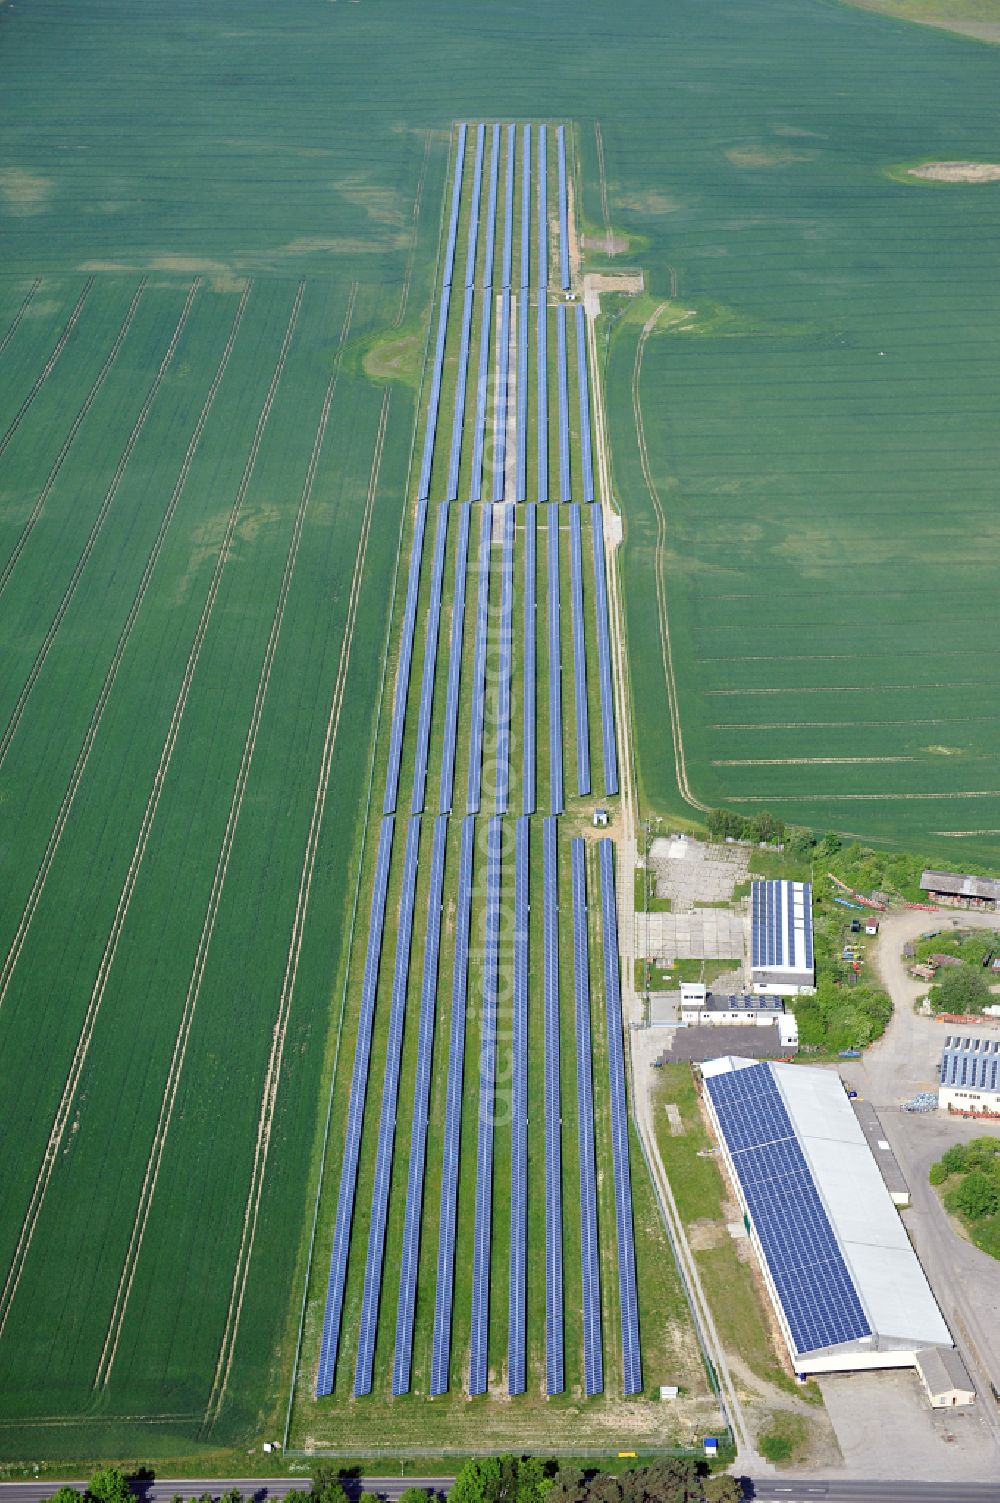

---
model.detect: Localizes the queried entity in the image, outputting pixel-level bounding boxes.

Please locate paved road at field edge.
[2,1475,1000,1503]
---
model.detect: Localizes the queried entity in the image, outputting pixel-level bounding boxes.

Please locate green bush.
[792,981,891,1051]
[953,1170,1000,1221]
[940,1143,970,1175]
[930,964,991,1016]
[929,1161,948,1186]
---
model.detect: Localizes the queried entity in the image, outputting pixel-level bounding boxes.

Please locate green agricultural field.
[3,0,1000,1470]
[0,266,419,1459]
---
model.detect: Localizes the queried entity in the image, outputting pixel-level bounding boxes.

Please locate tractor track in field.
[0,279,93,461]
[94,285,356,1391]
[701,647,999,662]
[0,280,200,773]
[593,121,613,253]
[0,280,147,599]
[706,681,984,695]
[713,715,1000,729]
[0,282,303,1343]
[0,278,41,361]
[630,301,707,814]
[712,756,914,766]
[203,384,391,1433]
[395,129,433,330]
[732,790,1000,802]
[0,280,251,1014]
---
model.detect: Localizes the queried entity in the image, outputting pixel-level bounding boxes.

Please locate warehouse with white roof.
[701,1056,953,1380]
[750,879,815,995]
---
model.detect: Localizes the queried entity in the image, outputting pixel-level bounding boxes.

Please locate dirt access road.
[838,908,1000,1456]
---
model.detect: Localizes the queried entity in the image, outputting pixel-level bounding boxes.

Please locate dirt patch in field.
[583,269,644,316]
[726,145,814,168]
[909,160,1000,181]
[687,1219,728,1251]
[617,188,682,215]
[583,232,630,255]
[0,168,51,215]
[584,270,644,296]
[363,331,420,385]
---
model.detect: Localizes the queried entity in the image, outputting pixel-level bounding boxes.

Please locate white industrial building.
[939,1035,1000,1118]
[915,1346,976,1408]
[750,880,815,995]
[680,984,798,1047]
[701,1056,953,1381]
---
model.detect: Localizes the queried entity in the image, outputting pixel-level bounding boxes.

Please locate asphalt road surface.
[750,1483,1000,1503]
[3,1475,1000,1503]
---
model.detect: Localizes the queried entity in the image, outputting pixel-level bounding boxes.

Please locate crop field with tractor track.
[2,0,999,1468]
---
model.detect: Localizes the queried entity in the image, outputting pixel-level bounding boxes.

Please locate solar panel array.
[516,125,530,501]
[392,814,447,1394]
[599,839,643,1395]
[316,120,647,1408]
[382,497,427,815]
[751,879,815,974]
[466,502,493,813]
[704,1062,872,1356]
[508,816,530,1395]
[493,127,514,502]
[438,502,470,813]
[354,814,421,1396]
[591,507,619,797]
[941,1035,1000,1092]
[537,289,548,501]
[522,503,536,815]
[575,303,595,503]
[471,124,500,501]
[557,125,570,291]
[495,502,514,813]
[447,123,484,500]
[418,123,465,501]
[543,816,565,1395]
[316,814,395,1395]
[430,814,475,1396]
[557,301,571,502]
[572,838,604,1396]
[410,503,448,813]
[537,126,549,500]
[569,503,591,797]
[469,815,502,1395]
[548,504,564,815]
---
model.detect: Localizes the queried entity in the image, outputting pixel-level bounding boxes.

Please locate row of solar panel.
[432,121,585,508]
[704,1063,871,1357]
[425,501,616,819]
[320,820,640,1398]
[941,1045,1000,1092]
[383,119,475,812]
[751,880,814,972]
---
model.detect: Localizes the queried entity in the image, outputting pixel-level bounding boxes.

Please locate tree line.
[45,1458,742,1503]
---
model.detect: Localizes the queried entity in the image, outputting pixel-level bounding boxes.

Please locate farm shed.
[921,870,1000,908]
[915,1346,976,1407]
[701,1056,952,1378]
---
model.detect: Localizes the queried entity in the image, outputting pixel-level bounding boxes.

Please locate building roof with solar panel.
[700,1056,952,1376]
[750,879,816,995]
[939,1035,1000,1117]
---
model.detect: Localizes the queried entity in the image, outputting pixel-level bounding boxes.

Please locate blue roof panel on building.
[703,1062,871,1357]
[941,1036,1000,1093]
[751,880,814,977]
